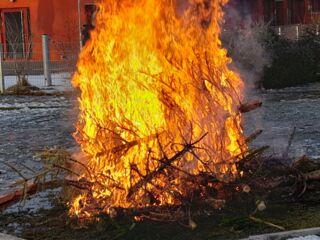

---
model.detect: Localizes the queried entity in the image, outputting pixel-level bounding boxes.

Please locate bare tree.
[4,11,34,90]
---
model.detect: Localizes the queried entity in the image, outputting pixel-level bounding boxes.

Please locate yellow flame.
[71,0,246,217]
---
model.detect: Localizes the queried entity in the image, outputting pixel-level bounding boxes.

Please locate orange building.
[1,0,319,62]
[0,0,96,61]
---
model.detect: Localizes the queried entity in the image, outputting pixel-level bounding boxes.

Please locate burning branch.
[239,100,262,113]
[127,133,208,200]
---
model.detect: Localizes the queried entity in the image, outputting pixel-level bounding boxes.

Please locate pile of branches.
[1,100,320,227]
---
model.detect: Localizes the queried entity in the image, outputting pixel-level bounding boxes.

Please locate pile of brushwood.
[1,130,320,231]
[1,101,320,238]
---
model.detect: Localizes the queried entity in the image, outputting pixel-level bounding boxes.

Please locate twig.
[10,169,54,187]
[127,133,208,199]
[297,174,307,198]
[249,216,285,231]
[153,157,197,178]
[0,179,63,208]
[283,127,296,159]
[243,146,269,162]
[52,164,80,177]
[245,129,263,144]
[68,157,91,176]
[0,160,27,181]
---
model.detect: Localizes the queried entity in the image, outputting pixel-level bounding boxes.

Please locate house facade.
[229,0,320,26]
[0,0,319,61]
[0,0,96,61]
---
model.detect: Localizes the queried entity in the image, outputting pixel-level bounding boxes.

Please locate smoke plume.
[222,4,272,92]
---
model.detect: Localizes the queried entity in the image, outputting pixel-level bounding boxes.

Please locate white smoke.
[222,4,272,92]
[174,1,272,91]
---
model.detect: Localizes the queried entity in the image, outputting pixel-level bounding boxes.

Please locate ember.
[71,0,246,218]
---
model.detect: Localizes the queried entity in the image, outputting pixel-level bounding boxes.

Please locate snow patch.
[288,236,320,240]
[4,72,74,93]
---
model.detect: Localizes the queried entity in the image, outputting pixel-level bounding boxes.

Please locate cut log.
[304,170,320,181]
[0,180,66,209]
[239,100,262,113]
[0,181,36,207]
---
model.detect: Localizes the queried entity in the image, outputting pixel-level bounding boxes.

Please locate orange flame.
[71,0,246,217]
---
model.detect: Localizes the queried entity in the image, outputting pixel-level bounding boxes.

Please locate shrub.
[222,23,320,89]
[262,27,320,89]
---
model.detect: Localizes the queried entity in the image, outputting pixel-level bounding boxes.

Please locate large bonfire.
[71,0,246,218]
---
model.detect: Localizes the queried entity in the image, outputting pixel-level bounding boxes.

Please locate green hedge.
[262,29,320,89]
[222,25,320,89]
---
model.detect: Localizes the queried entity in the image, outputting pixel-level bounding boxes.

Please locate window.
[311,0,320,12]
[0,8,31,59]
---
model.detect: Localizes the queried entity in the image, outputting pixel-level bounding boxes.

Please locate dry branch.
[245,129,263,144]
[0,181,34,207]
[243,146,269,162]
[249,216,285,231]
[127,133,208,199]
[0,180,63,208]
[304,170,320,181]
[0,178,89,209]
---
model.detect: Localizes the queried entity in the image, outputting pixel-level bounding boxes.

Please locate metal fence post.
[278,26,282,36]
[0,44,4,93]
[42,34,52,87]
